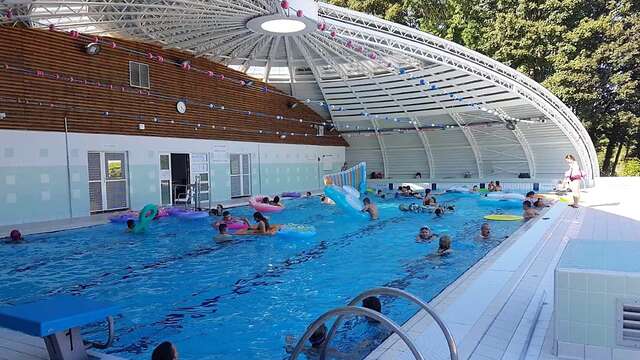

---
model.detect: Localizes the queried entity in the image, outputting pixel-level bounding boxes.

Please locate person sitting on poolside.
[436,235,452,256]
[494,181,503,192]
[480,223,491,239]
[126,219,135,232]
[416,226,436,242]
[6,229,23,243]
[270,195,283,207]
[214,223,232,243]
[523,200,539,220]
[362,197,379,220]
[152,341,178,360]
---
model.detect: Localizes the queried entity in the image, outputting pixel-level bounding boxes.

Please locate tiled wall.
[0,130,344,226]
[555,269,640,359]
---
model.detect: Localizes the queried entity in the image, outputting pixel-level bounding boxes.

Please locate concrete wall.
[0,130,344,226]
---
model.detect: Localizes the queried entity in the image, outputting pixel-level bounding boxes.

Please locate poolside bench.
[0,295,120,360]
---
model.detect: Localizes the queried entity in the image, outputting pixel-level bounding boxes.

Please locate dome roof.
[2,0,598,183]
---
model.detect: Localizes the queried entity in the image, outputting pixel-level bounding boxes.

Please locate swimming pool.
[1,193,524,359]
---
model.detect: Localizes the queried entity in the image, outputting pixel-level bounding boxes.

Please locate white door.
[230,153,251,198]
[190,153,210,209]
[159,153,172,206]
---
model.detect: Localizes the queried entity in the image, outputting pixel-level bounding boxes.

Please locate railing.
[323,161,367,194]
[288,287,458,360]
[288,306,423,360]
[84,316,115,350]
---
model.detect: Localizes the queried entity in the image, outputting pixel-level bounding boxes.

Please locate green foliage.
[332,0,640,176]
[622,159,640,176]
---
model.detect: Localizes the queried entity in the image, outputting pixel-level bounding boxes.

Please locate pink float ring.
[154,208,170,219]
[225,220,249,230]
[249,195,285,213]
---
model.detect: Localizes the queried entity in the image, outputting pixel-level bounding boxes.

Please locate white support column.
[452,113,483,178]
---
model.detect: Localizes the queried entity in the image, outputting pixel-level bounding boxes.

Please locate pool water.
[1,193,524,359]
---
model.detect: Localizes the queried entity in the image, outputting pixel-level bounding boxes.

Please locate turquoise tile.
[557,270,569,290]
[557,320,570,342]
[606,275,625,294]
[557,289,570,321]
[588,273,607,293]
[569,290,588,323]
[625,276,640,297]
[587,292,607,325]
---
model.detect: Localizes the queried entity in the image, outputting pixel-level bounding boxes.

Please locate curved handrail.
[84,316,115,350]
[288,306,424,360]
[323,287,458,360]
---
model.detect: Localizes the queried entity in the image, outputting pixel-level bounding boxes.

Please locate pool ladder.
[288,287,458,360]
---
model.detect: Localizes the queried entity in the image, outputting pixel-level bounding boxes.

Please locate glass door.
[88,151,129,212]
[159,153,172,206]
[230,153,251,198]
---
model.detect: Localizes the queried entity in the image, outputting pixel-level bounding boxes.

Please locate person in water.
[247,212,271,234]
[488,181,496,192]
[270,195,283,207]
[494,181,503,191]
[362,197,379,220]
[151,341,178,360]
[416,226,436,242]
[6,229,23,243]
[215,223,232,243]
[214,211,249,227]
[305,191,312,197]
[126,219,135,232]
[209,204,224,216]
[261,196,270,204]
[480,223,491,239]
[434,207,445,217]
[523,200,539,220]
[320,195,335,205]
[437,235,452,256]
[472,185,479,192]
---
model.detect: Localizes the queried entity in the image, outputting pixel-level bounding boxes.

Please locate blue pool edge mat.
[0,295,120,337]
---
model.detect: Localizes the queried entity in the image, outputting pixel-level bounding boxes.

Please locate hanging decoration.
[0,95,343,140]
[1,63,333,128]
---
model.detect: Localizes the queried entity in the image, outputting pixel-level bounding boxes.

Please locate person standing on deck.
[564,154,583,208]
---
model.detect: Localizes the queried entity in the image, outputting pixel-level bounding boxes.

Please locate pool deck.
[366,177,640,360]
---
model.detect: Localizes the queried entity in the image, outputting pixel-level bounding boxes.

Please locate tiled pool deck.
[366,177,640,360]
[2,179,638,359]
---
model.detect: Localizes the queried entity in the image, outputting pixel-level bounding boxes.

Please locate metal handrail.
[288,306,424,360]
[323,287,458,360]
[84,316,115,350]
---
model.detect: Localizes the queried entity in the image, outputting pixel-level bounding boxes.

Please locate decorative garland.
[0,63,330,129]
[0,95,342,140]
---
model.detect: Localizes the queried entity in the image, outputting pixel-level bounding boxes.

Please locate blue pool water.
[1,193,524,359]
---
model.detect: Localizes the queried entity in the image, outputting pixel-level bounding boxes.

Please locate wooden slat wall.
[0,26,347,147]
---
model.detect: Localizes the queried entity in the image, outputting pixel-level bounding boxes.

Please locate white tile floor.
[367,177,640,360]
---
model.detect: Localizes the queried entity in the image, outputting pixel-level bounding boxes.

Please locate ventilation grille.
[617,299,640,348]
[129,61,150,89]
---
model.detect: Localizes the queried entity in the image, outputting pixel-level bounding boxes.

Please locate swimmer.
[434,207,445,217]
[523,200,539,220]
[126,219,135,232]
[320,195,335,205]
[152,341,178,360]
[305,191,312,197]
[472,185,479,192]
[261,196,270,204]
[362,197,379,220]
[480,223,491,239]
[376,189,384,197]
[6,229,23,243]
[488,181,496,192]
[416,226,436,242]
[214,211,249,227]
[525,191,536,202]
[436,235,452,256]
[362,296,382,323]
[209,204,224,216]
[215,223,232,243]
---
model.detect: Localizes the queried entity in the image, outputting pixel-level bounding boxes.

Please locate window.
[268,67,290,81]
[129,61,150,89]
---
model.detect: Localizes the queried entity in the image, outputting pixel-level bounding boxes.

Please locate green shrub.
[622,159,640,176]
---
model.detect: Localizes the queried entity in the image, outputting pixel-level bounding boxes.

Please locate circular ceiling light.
[260,19,306,33]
